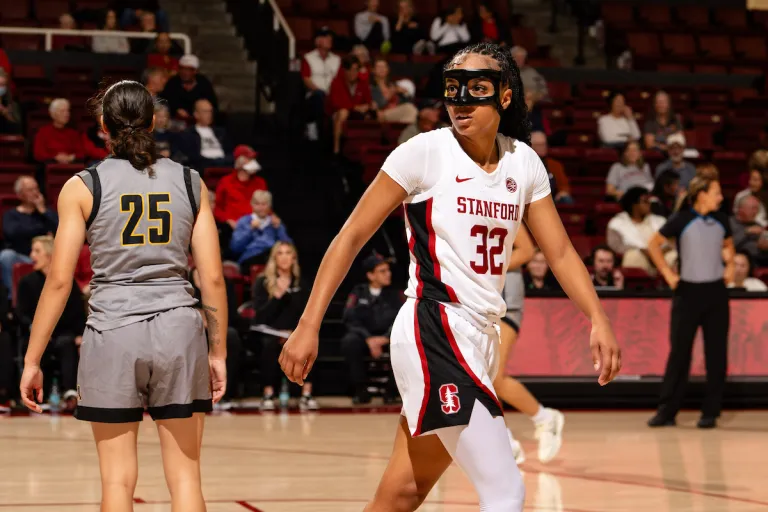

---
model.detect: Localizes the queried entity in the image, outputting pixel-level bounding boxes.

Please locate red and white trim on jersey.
[412,300,431,436]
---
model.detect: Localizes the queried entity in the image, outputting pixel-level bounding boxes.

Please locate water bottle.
[49,378,61,413]
[278,378,290,409]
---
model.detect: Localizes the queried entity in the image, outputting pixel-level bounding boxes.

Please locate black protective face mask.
[443,68,503,113]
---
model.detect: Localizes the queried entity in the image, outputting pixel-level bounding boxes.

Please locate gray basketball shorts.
[74,307,212,423]
[501,309,523,333]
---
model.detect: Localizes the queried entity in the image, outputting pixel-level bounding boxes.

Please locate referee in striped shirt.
[646,166,734,429]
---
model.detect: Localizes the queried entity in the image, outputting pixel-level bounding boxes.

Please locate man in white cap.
[655,132,696,190]
[161,53,218,120]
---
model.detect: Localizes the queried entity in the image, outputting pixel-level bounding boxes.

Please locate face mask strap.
[443,68,504,113]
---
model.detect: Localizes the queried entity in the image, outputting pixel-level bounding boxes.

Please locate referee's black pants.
[657,280,730,419]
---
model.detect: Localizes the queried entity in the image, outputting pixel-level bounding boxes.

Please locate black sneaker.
[352,390,371,405]
[647,414,676,427]
[697,416,717,429]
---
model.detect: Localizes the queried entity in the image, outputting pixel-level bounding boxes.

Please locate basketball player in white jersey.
[280,43,621,510]
[499,224,565,464]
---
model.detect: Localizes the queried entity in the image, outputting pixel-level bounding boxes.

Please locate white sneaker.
[213,400,233,411]
[299,395,319,411]
[534,409,565,463]
[260,396,276,411]
[507,429,526,465]
[0,402,10,414]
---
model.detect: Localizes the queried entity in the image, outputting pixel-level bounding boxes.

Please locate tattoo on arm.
[201,304,218,312]
[204,310,221,346]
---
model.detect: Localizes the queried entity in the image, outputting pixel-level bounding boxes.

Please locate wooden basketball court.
[1,409,766,511]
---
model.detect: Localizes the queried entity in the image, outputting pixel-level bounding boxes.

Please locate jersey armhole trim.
[81,166,101,230]
[183,166,199,220]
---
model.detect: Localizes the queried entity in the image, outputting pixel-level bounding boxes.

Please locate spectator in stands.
[301,26,341,142]
[397,107,440,145]
[355,0,390,51]
[82,124,109,164]
[153,104,174,158]
[655,132,695,190]
[643,91,682,151]
[33,99,84,164]
[129,11,158,53]
[341,253,402,404]
[606,141,653,200]
[162,54,219,121]
[431,6,471,54]
[510,46,549,101]
[117,0,169,31]
[734,168,767,228]
[55,13,89,52]
[649,171,681,218]
[731,194,768,266]
[351,45,372,84]
[143,67,168,99]
[391,0,433,55]
[729,251,767,292]
[590,245,624,290]
[146,33,182,74]
[370,59,418,124]
[251,242,316,410]
[472,2,505,44]
[0,70,21,135]
[176,99,233,170]
[1,177,58,293]
[747,149,768,208]
[328,55,376,155]
[231,190,292,275]
[91,9,130,54]
[524,90,549,135]
[214,145,268,254]
[524,249,559,290]
[598,92,640,148]
[17,235,84,411]
[607,187,673,274]
[530,131,572,204]
[0,279,10,412]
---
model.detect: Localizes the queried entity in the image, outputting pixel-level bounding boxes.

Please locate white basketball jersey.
[382,128,551,324]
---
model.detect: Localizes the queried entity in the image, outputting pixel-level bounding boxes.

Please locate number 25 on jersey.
[120,193,172,246]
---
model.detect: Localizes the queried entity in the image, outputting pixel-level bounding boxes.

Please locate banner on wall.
[507,298,768,377]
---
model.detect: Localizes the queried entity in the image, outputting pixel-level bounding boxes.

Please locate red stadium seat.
[638,4,671,27]
[621,267,658,291]
[510,27,537,52]
[316,19,350,38]
[286,17,313,47]
[601,2,635,28]
[1,0,31,20]
[1,34,43,51]
[662,33,697,58]
[627,32,660,58]
[0,174,20,195]
[0,162,36,175]
[559,212,586,235]
[754,267,768,286]
[0,136,26,162]
[714,7,748,29]
[547,82,572,103]
[698,35,732,60]
[35,0,72,20]
[249,264,266,283]
[45,163,84,204]
[656,63,691,73]
[202,167,233,191]
[565,132,595,148]
[335,0,367,16]
[733,36,767,61]
[296,0,330,15]
[676,5,711,30]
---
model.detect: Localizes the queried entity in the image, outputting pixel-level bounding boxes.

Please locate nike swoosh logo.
[455,176,474,183]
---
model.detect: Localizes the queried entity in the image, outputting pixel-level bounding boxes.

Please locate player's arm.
[722,237,735,285]
[524,195,621,385]
[21,177,88,411]
[190,181,228,360]
[279,172,408,384]
[507,223,535,270]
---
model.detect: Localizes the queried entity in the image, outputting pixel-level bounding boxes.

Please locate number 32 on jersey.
[120,193,172,246]
[470,224,507,275]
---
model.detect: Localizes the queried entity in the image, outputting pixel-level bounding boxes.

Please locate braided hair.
[445,42,531,145]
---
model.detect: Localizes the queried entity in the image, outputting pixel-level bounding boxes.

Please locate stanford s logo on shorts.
[506,177,517,193]
[439,383,461,414]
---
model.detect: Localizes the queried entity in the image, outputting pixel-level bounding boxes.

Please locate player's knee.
[371,479,429,512]
[101,465,138,493]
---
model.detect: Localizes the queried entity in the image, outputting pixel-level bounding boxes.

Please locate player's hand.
[589,318,621,386]
[20,364,44,413]
[279,321,319,386]
[208,356,227,404]
[665,272,680,290]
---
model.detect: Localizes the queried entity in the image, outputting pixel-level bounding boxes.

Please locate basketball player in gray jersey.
[498,225,565,464]
[20,80,227,512]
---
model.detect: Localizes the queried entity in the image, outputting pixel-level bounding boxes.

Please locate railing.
[0,27,191,55]
[260,0,295,61]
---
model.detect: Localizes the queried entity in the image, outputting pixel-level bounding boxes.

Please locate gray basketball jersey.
[78,157,201,331]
